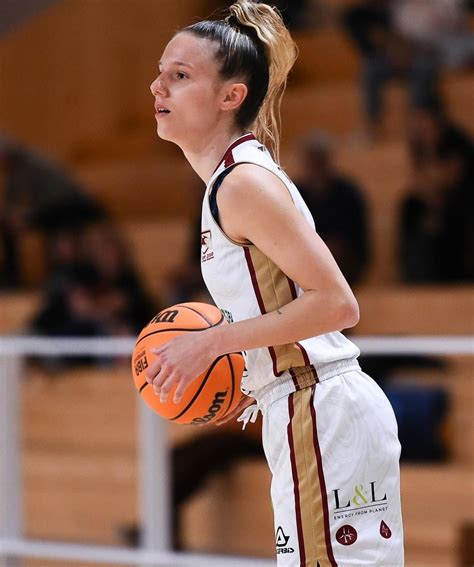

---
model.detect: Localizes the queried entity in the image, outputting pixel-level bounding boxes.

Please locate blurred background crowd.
[0,1,473,566]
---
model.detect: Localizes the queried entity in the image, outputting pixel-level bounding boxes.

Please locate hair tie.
[225,14,243,30]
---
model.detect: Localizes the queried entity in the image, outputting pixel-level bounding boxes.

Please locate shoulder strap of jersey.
[209,163,241,224]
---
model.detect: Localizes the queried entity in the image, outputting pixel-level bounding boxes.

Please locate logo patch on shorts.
[275,526,294,554]
[336,525,358,546]
[332,481,389,521]
[380,520,392,539]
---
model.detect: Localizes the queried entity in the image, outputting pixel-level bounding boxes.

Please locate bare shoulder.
[217,163,294,211]
[216,163,298,243]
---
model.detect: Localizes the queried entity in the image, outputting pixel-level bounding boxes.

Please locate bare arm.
[147,163,360,404]
[206,163,360,359]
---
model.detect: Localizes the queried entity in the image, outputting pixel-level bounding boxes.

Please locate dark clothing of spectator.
[400,108,473,283]
[298,175,371,285]
[0,138,105,288]
[342,2,440,131]
[410,120,474,172]
[399,184,473,283]
[342,3,392,57]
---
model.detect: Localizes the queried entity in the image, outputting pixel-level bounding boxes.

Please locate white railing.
[0,335,472,566]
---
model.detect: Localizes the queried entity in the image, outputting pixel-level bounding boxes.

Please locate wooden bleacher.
[0,291,40,334]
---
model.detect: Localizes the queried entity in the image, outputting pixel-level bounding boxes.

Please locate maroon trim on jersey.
[287,393,307,566]
[243,246,283,377]
[268,347,284,377]
[310,385,338,567]
[295,341,311,366]
[287,276,298,300]
[212,133,256,174]
[243,246,265,313]
[287,276,312,366]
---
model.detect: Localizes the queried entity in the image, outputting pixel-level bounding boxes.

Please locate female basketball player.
[147,2,404,565]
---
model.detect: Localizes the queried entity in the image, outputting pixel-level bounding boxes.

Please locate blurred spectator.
[342,0,442,139]
[407,98,473,172]
[82,223,156,334]
[0,135,105,289]
[165,182,210,306]
[30,222,156,365]
[296,131,371,285]
[398,101,474,282]
[394,0,474,69]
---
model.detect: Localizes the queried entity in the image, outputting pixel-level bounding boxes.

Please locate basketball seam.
[169,355,226,421]
[174,304,223,327]
[135,327,209,347]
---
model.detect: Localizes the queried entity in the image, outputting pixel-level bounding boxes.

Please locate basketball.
[131,302,245,425]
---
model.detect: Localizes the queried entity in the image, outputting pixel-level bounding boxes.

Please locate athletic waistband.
[250,357,361,412]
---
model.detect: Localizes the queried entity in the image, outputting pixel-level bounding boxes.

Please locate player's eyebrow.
[158,61,194,69]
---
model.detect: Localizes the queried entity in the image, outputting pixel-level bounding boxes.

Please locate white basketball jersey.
[201,133,360,393]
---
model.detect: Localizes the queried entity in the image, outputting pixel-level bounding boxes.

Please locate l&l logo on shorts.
[333,481,387,510]
[336,525,358,546]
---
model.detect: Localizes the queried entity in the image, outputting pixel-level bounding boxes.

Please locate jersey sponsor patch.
[201,230,214,262]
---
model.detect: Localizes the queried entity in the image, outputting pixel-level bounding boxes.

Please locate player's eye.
[176,72,187,80]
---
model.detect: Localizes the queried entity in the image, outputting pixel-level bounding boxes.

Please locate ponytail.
[182,1,298,163]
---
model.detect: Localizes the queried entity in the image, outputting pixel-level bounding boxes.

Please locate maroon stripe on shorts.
[287,393,306,566]
[289,367,298,389]
[310,385,338,566]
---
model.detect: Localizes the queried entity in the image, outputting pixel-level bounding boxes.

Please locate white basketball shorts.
[260,365,404,566]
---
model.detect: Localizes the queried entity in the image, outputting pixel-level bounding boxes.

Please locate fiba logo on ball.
[131,302,244,425]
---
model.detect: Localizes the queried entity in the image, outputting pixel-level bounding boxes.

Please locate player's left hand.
[145,330,217,404]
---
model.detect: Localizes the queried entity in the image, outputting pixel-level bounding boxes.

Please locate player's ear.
[220,82,248,112]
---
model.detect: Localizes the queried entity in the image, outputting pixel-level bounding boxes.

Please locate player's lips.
[154,104,171,117]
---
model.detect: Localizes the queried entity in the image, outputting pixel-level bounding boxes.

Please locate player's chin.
[156,124,178,144]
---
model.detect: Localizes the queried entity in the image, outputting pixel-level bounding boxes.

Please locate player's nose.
[150,76,166,97]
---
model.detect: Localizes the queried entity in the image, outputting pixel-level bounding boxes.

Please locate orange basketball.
[131,302,245,425]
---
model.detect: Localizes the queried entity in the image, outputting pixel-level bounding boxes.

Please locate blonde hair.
[183,1,298,162]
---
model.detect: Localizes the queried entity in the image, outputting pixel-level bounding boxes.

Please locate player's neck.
[181,127,247,185]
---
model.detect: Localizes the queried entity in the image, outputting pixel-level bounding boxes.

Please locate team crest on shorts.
[336,525,358,546]
[201,230,214,262]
